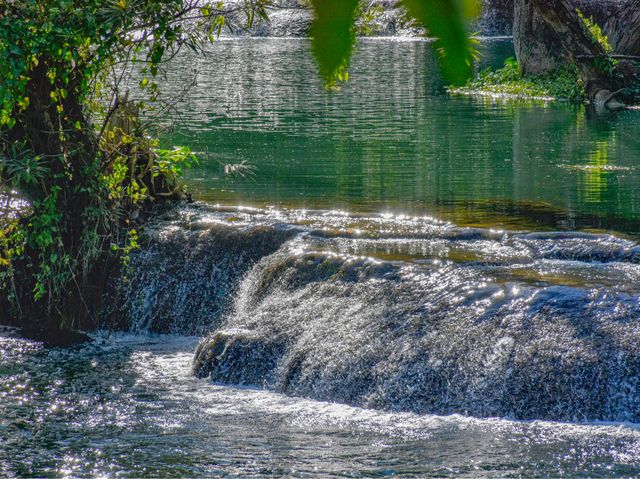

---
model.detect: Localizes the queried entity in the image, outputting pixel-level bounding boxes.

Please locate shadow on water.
[433,197,640,238]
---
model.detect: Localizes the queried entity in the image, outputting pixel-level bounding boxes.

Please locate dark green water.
[157,38,640,236]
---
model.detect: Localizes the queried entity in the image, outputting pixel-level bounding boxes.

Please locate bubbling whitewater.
[107,204,640,423]
[3,331,640,477]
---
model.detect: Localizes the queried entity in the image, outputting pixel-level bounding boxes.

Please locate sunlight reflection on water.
[1,331,640,478]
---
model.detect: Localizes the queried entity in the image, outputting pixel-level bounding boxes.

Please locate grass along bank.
[449,57,587,102]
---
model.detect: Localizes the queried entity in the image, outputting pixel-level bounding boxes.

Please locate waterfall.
[107,204,640,422]
[218,1,618,39]
[102,206,299,335]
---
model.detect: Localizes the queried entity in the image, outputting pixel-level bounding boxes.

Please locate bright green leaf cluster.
[403,0,479,85]
[0,0,217,323]
[309,0,480,88]
[309,0,360,89]
[577,10,613,54]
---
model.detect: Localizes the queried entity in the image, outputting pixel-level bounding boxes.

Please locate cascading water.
[103,206,298,334]
[219,0,615,38]
[108,204,640,423]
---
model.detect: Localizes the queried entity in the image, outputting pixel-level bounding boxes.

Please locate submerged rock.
[20,326,91,347]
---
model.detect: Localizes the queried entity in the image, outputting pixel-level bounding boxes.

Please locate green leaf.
[309,0,359,88]
[308,0,477,87]
[401,0,478,85]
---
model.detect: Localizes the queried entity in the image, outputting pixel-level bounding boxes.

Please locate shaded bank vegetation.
[461,0,640,105]
[455,56,586,100]
[0,0,235,334]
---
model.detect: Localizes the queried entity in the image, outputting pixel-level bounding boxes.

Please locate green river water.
[157,38,640,236]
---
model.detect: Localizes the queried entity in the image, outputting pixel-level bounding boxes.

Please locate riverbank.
[449,57,586,103]
[450,56,640,107]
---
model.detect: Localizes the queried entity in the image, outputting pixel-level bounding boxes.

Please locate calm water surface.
[156,38,640,236]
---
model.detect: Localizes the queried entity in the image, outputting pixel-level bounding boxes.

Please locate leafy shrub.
[459,57,586,102]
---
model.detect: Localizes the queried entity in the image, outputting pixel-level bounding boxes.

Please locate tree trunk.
[604,1,640,56]
[513,0,616,103]
[513,0,570,75]
[5,56,105,331]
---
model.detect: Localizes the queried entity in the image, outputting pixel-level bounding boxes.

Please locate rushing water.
[4,38,640,477]
[2,330,640,478]
[106,205,640,423]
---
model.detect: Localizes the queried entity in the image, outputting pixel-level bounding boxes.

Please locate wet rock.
[476,0,514,36]
[20,326,91,347]
[107,205,640,422]
[193,329,286,386]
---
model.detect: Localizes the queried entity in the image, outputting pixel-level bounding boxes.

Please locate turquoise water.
[157,38,640,236]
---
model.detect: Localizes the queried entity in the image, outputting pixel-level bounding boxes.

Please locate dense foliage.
[0,0,475,332]
[459,57,586,101]
[0,0,230,329]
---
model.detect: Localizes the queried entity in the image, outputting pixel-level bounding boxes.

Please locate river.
[2,38,640,478]
[160,38,640,236]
